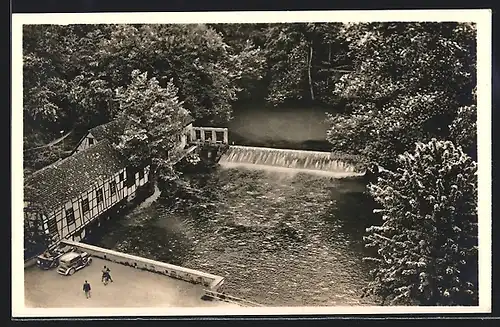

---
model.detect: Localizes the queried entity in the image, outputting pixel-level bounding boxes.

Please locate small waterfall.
[219,146,365,175]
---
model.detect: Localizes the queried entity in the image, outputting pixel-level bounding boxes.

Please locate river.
[86,106,381,306]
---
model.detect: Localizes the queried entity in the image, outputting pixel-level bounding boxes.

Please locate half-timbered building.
[24,138,151,249]
[24,115,228,260]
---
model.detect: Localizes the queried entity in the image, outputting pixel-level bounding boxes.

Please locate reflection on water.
[228,105,335,151]
[91,166,380,306]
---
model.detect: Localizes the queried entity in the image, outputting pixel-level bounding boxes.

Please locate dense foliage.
[113,70,191,183]
[24,217,53,259]
[23,23,479,306]
[23,23,264,171]
[212,23,351,106]
[325,22,477,169]
[364,139,478,305]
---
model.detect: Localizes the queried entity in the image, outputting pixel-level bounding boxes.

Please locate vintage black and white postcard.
[12,9,492,317]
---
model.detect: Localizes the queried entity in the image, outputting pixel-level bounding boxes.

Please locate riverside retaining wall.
[59,240,225,292]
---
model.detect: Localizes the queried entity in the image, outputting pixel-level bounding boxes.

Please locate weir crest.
[219,145,365,175]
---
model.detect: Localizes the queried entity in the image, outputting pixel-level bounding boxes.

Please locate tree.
[24,217,54,259]
[23,24,114,134]
[363,139,478,305]
[264,23,315,105]
[326,22,477,169]
[23,197,54,259]
[96,24,245,125]
[113,70,191,185]
[263,23,349,106]
[449,87,477,161]
[208,23,268,101]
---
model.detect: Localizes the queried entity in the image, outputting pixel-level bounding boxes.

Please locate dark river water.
[87,106,381,306]
[227,105,335,151]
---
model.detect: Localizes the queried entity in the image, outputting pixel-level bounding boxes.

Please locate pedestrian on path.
[106,267,114,283]
[83,280,91,299]
[102,265,114,285]
[101,266,108,283]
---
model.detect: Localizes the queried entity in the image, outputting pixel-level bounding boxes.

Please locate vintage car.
[36,245,75,270]
[57,251,92,276]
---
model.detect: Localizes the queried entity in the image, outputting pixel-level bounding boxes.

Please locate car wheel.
[68,268,75,276]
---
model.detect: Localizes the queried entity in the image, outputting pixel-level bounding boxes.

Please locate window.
[65,208,75,225]
[48,217,58,235]
[119,171,125,182]
[125,167,135,187]
[81,198,90,213]
[138,168,144,180]
[96,188,104,204]
[110,181,117,195]
[216,131,224,143]
[88,138,94,145]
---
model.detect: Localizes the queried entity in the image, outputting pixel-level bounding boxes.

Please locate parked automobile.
[57,251,92,276]
[36,245,75,270]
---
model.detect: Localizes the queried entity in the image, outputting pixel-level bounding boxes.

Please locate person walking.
[101,266,107,283]
[106,267,114,283]
[83,280,91,299]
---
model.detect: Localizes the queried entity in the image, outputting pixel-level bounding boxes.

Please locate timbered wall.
[26,123,192,247]
[28,164,151,244]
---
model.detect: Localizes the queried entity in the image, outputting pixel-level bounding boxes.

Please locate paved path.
[24,258,238,308]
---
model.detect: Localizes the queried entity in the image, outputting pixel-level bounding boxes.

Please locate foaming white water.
[219,145,365,176]
[219,161,364,178]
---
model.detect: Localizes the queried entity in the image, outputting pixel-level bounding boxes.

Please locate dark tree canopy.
[325,22,476,169]
[113,70,191,183]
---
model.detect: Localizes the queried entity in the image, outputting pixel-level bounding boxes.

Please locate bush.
[363,139,478,306]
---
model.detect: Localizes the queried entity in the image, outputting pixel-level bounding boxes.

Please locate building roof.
[90,115,194,141]
[70,120,126,155]
[59,251,80,262]
[24,139,128,213]
[74,115,193,153]
[88,119,126,141]
[183,113,195,127]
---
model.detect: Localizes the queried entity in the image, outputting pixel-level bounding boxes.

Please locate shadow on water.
[86,204,195,266]
[322,179,381,257]
[229,130,333,152]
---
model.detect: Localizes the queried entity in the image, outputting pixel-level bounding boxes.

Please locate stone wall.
[59,240,225,291]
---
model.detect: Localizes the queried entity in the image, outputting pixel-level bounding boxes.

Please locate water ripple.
[94,167,379,306]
